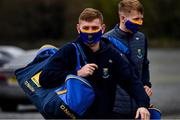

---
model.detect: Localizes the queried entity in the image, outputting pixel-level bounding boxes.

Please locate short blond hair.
[118,0,144,15]
[79,8,104,24]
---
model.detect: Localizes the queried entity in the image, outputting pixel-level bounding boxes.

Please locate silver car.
[0,46,25,67]
[0,49,37,111]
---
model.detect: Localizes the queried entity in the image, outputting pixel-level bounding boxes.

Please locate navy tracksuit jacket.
[103,24,151,117]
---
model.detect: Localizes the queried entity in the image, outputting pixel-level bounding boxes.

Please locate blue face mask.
[125,19,143,33]
[80,30,102,44]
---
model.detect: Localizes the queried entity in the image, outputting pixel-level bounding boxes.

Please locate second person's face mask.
[80,30,102,44]
[125,19,143,33]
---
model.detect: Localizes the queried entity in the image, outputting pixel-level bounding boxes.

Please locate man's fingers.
[149,90,153,96]
[144,86,153,96]
[146,89,152,96]
[144,111,150,120]
[146,89,150,94]
[146,111,150,120]
[88,66,96,71]
[88,63,98,69]
[87,69,94,75]
[135,110,139,119]
[135,108,150,120]
[147,90,152,96]
[147,88,152,93]
[87,65,97,74]
[79,63,98,77]
[140,112,145,119]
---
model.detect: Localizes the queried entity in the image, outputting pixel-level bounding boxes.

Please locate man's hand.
[135,107,150,120]
[77,63,98,77]
[144,85,153,97]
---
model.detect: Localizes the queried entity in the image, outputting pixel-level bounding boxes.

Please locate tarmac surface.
[149,48,180,119]
[0,48,180,119]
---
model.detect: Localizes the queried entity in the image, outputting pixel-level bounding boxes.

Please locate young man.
[103,0,152,118]
[39,8,150,119]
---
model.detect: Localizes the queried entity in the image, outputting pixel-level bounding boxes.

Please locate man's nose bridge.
[89,27,94,32]
[85,27,93,33]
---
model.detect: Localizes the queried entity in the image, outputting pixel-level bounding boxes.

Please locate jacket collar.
[114,24,133,40]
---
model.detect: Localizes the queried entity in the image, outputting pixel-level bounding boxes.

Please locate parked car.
[0,49,38,111]
[0,46,25,67]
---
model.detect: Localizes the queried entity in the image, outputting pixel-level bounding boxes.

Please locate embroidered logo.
[102,68,110,79]
[137,49,143,59]
[108,59,113,63]
[136,37,140,40]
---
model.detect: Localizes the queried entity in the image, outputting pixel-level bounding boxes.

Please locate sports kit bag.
[15,43,94,119]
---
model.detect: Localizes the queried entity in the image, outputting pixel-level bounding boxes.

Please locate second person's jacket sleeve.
[114,53,150,108]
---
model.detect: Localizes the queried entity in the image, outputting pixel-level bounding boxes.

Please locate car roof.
[2,49,38,70]
[0,46,25,58]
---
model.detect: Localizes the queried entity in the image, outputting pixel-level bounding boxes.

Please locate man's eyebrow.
[133,17,143,20]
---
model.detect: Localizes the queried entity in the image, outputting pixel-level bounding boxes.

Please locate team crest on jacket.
[137,48,143,59]
[135,37,140,40]
[102,68,110,79]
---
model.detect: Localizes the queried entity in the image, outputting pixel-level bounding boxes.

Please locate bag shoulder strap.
[106,36,135,65]
[76,43,88,64]
[108,36,130,55]
[72,43,87,70]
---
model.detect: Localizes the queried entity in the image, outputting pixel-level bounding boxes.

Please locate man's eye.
[92,26,99,30]
[83,27,89,30]
[133,18,143,21]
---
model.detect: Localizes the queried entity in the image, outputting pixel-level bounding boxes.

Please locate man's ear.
[120,15,126,24]
[102,24,106,33]
[119,11,127,23]
[77,24,80,34]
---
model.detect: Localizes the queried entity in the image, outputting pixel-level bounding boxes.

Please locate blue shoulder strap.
[108,36,130,55]
[72,43,87,71]
[72,43,81,70]
[76,43,88,65]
